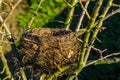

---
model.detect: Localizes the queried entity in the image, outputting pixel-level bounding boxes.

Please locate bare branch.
[86,52,120,66]
[0,16,11,38]
[0,31,5,35]
[0,40,13,44]
[50,20,65,24]
[95,8,120,26]
[76,0,90,31]
[112,3,120,7]
[0,0,22,28]
[105,8,120,20]
[65,0,78,30]
[64,0,73,8]
[79,0,91,19]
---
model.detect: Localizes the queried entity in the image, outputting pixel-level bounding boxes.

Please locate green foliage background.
[18,0,120,80]
[18,0,67,29]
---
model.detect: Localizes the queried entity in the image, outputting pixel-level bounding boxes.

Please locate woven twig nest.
[20,28,81,72]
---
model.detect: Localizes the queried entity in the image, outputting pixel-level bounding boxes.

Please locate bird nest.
[19,28,82,72]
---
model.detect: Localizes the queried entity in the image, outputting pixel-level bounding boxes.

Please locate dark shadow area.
[80,63,120,80]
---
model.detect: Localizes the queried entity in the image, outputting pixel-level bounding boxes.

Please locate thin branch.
[0,14,19,61]
[0,0,22,27]
[19,68,27,80]
[50,20,64,24]
[112,3,120,7]
[67,1,103,79]
[47,66,70,80]
[0,1,27,79]
[40,73,47,80]
[47,63,76,80]
[79,0,91,19]
[64,0,73,8]
[0,16,11,38]
[84,0,113,64]
[95,8,120,26]
[47,52,120,80]
[28,0,44,29]
[0,40,13,44]
[86,52,120,66]
[76,0,90,31]
[65,0,78,30]
[104,8,120,20]
[0,30,5,35]
[0,40,14,80]
[92,46,107,57]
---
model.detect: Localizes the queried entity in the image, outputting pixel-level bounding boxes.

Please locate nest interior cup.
[20,28,81,72]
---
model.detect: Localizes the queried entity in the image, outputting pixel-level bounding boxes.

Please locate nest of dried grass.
[19,28,81,72]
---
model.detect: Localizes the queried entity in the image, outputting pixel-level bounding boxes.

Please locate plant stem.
[0,41,14,80]
[84,0,113,64]
[95,8,120,26]
[0,0,22,28]
[67,0,103,79]
[76,1,90,31]
[47,64,75,80]
[80,0,103,64]
[40,73,47,80]
[19,68,27,80]
[65,0,78,30]
[84,52,120,66]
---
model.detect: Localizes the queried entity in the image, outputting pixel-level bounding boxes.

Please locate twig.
[47,52,120,80]
[47,66,70,80]
[76,0,90,31]
[64,0,73,8]
[19,68,27,80]
[0,31,5,35]
[79,0,91,19]
[104,8,120,20]
[0,0,22,27]
[67,1,103,79]
[92,46,107,57]
[0,16,11,38]
[86,52,120,66]
[0,40,14,80]
[0,40,13,44]
[65,0,78,30]
[47,63,76,80]
[40,73,47,80]
[0,1,27,79]
[0,14,19,60]
[28,0,44,29]
[50,20,64,24]
[84,0,113,64]
[112,3,120,7]
[95,8,120,26]
[0,0,2,4]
